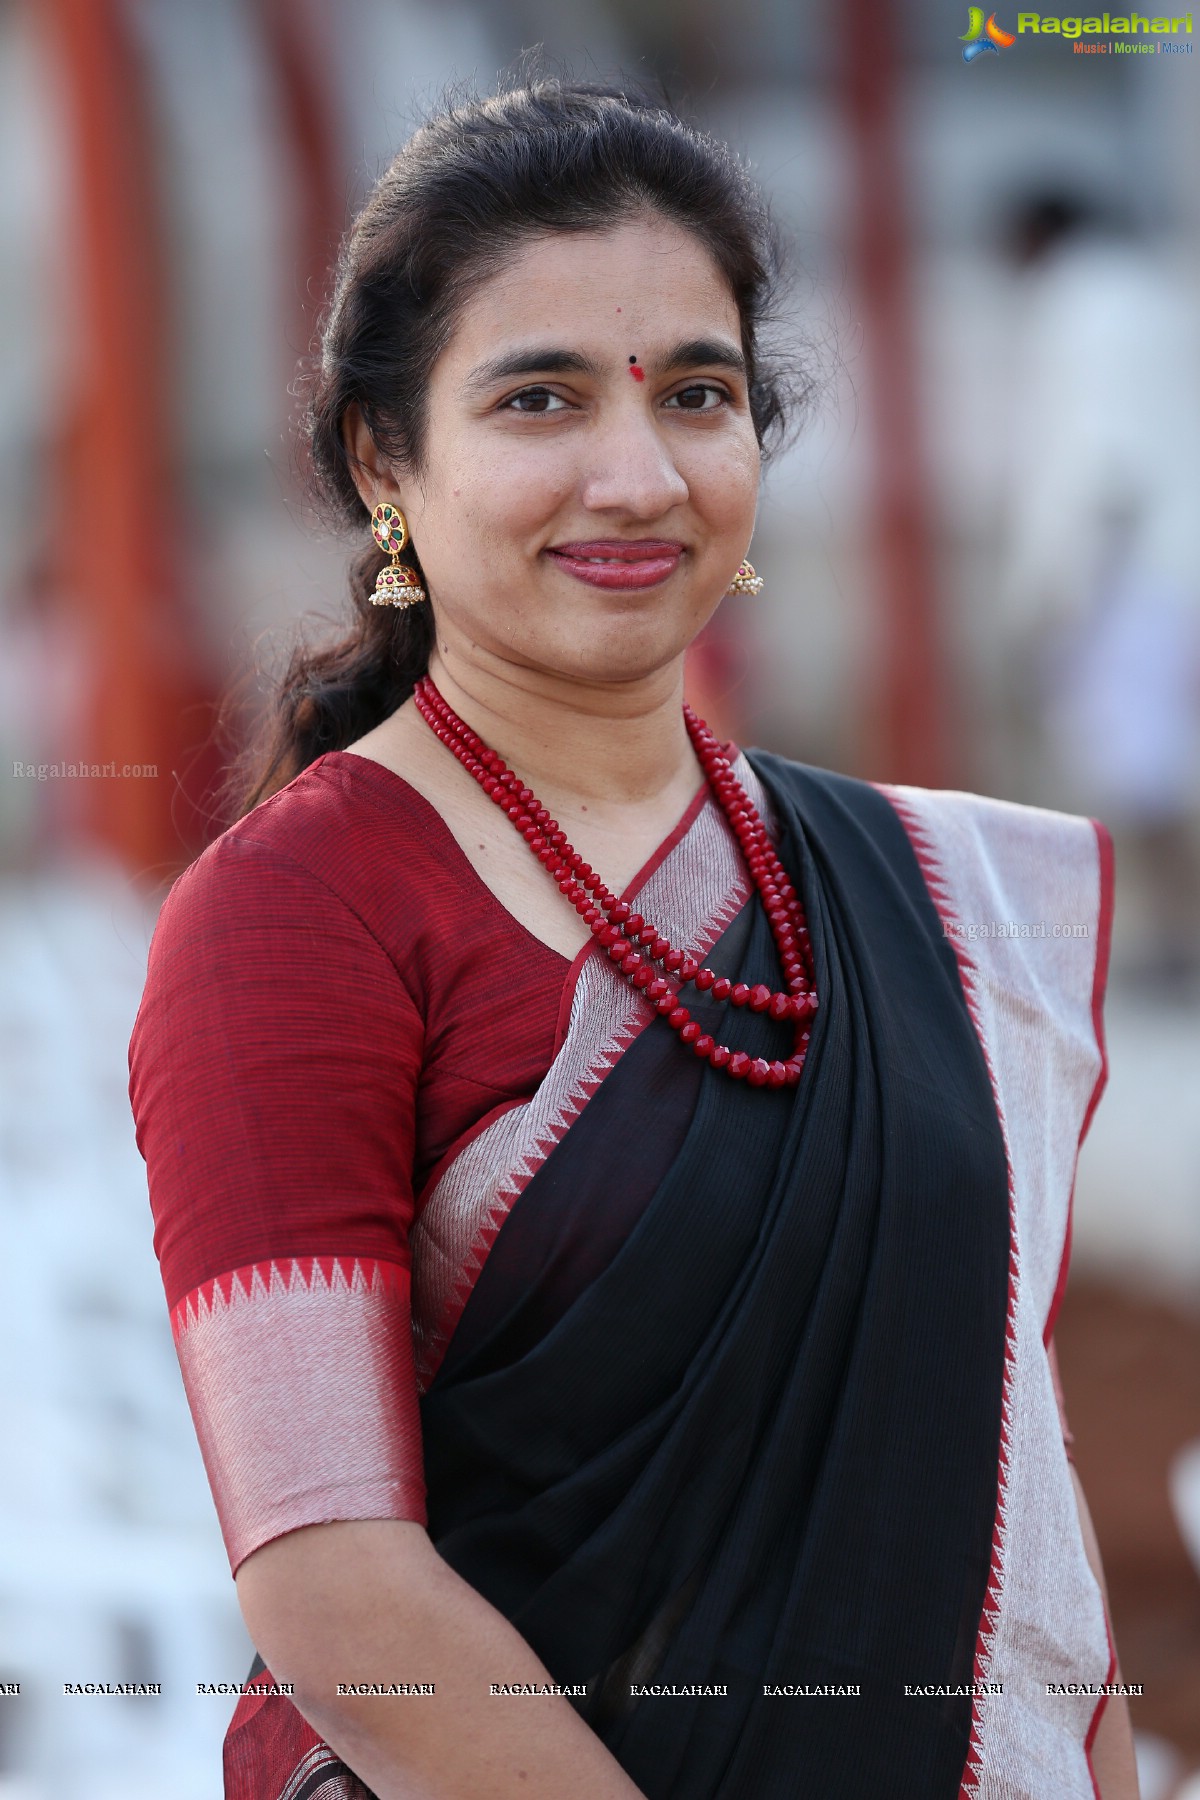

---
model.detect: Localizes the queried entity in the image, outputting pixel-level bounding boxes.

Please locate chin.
[551,625,697,688]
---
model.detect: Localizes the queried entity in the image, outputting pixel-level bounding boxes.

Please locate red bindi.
[628,355,644,382]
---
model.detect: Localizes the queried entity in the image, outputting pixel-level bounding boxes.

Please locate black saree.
[415,752,1013,1800]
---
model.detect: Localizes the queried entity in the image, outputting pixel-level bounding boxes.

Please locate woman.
[128,80,1138,1800]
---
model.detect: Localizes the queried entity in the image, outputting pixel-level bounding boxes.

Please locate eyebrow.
[463,336,747,393]
[463,347,602,393]
[656,337,746,378]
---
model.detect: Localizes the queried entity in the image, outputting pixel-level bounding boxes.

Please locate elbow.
[234,1517,438,1694]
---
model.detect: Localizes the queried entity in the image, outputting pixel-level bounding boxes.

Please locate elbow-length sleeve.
[128,828,428,1574]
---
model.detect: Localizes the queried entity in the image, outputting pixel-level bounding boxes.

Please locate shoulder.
[744,748,884,821]
[748,750,1112,1045]
[129,755,435,1100]
[870,780,1113,964]
[873,780,1113,1092]
[748,749,1111,931]
[152,751,453,956]
[873,779,1109,881]
[743,749,919,866]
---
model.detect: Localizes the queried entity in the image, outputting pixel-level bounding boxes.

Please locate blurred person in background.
[1000,191,1200,996]
[129,79,1137,1800]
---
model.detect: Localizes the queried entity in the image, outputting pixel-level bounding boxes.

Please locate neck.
[423,645,704,812]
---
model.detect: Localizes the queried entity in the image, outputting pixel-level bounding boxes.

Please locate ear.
[342,403,406,514]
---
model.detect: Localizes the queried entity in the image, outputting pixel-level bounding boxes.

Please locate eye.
[664,383,727,413]
[500,386,571,415]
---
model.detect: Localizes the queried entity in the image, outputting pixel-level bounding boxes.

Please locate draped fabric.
[203,750,1111,1800]
[199,738,1115,1792]
[414,753,1012,1798]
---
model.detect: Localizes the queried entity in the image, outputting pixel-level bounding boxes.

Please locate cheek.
[431,441,573,545]
[688,436,760,529]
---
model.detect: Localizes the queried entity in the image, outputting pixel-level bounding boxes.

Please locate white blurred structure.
[0,862,253,1796]
[1072,996,1200,1294]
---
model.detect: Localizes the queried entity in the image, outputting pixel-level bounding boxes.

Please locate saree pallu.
[225,752,1113,1800]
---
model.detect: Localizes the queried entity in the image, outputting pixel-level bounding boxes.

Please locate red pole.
[837,0,951,787]
[40,0,220,878]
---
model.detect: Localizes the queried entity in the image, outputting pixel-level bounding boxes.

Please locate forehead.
[442,217,741,364]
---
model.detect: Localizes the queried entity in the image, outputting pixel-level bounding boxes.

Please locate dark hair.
[224,75,804,818]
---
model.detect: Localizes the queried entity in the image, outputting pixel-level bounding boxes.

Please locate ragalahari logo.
[961,7,1018,56]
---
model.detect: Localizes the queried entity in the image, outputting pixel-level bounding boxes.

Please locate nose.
[578,403,689,519]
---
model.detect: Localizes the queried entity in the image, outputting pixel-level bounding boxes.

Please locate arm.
[1048,1338,1139,1800]
[133,849,1122,1800]
[1068,1465,1140,1800]
[236,1519,647,1800]
[129,834,644,1797]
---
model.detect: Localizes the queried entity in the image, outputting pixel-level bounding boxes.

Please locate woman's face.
[375,216,761,692]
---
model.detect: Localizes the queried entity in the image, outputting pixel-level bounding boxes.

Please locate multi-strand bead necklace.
[413,675,818,1090]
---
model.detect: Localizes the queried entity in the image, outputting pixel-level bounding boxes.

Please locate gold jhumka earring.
[369,503,427,607]
[727,559,764,597]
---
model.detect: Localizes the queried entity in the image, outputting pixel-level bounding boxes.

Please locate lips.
[546,540,684,591]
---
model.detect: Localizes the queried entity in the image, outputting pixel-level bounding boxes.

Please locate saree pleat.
[417,755,1012,1798]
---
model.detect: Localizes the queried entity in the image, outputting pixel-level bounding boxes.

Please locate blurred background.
[1,0,1198,1793]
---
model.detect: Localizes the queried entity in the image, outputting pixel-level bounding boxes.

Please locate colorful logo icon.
[961,7,1017,58]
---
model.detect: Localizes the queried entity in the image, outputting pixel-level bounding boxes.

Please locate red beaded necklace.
[413,675,818,1090]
